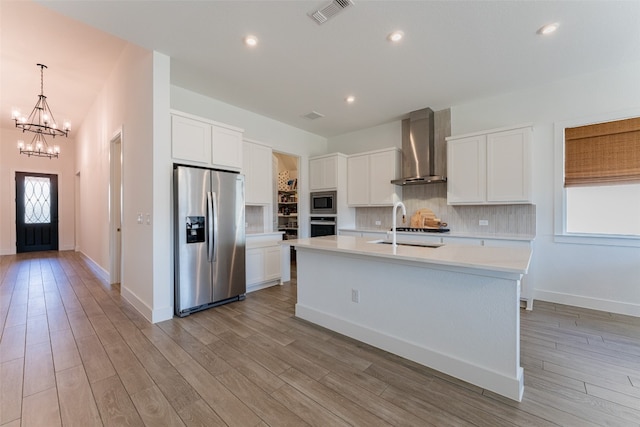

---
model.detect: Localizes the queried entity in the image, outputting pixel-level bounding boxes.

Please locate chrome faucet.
[392,201,406,248]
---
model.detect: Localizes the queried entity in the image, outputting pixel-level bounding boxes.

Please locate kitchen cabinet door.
[447,135,487,204]
[246,248,265,285]
[487,127,532,203]
[347,154,370,206]
[447,125,532,205]
[212,125,243,171]
[243,141,272,205]
[369,150,401,205]
[309,156,338,190]
[347,149,401,206]
[171,115,211,165]
[264,246,281,281]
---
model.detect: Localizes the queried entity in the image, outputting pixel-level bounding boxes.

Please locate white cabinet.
[212,125,243,171]
[346,155,369,206]
[347,148,402,206]
[309,155,338,190]
[246,233,284,292]
[447,125,532,205]
[243,141,272,205]
[446,135,486,204]
[171,111,243,171]
[171,114,211,165]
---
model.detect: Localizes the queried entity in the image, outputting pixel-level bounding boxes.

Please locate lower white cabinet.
[246,233,284,292]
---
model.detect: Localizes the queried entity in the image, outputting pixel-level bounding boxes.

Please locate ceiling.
[2,1,639,139]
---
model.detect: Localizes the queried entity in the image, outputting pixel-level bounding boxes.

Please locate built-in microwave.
[310,191,337,215]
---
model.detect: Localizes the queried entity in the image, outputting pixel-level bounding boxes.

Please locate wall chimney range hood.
[391,107,447,185]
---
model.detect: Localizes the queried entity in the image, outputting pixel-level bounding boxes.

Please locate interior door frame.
[109,128,124,285]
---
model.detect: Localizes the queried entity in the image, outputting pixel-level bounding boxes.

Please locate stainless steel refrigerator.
[174,164,246,317]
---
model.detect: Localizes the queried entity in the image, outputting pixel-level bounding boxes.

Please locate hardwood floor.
[1,251,640,426]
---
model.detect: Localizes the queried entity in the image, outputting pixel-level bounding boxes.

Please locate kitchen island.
[285,235,532,401]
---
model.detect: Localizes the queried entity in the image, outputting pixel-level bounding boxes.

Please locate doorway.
[109,132,123,285]
[15,172,59,252]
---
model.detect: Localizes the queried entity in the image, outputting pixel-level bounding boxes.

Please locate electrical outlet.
[375,220,381,226]
[351,289,360,303]
[479,219,489,226]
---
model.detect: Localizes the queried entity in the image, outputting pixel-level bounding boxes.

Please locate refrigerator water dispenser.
[186,216,205,243]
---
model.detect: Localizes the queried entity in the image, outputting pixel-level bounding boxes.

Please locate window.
[24,176,51,224]
[555,111,640,245]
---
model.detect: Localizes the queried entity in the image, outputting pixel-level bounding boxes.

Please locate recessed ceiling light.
[244,35,258,47]
[345,95,355,104]
[388,31,404,42]
[537,23,559,35]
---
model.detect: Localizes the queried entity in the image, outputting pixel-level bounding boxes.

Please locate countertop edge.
[284,236,532,276]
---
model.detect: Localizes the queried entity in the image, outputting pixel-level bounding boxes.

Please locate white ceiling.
[3,1,640,138]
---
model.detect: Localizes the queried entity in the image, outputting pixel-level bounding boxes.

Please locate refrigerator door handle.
[207,192,214,262]
[211,191,219,262]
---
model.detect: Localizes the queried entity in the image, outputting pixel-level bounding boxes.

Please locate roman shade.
[564,117,640,187]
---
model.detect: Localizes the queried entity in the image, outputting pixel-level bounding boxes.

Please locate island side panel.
[295,248,524,401]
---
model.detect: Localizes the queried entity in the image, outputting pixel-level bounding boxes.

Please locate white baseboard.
[120,285,153,322]
[247,280,280,293]
[535,290,640,317]
[296,303,524,402]
[78,252,109,282]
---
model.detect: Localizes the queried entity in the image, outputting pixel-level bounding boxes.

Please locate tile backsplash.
[355,184,536,236]
[246,205,265,233]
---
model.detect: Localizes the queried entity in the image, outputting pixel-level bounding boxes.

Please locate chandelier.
[12,64,70,159]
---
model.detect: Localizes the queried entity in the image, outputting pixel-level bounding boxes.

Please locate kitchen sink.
[368,239,443,248]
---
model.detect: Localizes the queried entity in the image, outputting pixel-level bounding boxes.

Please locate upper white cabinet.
[447,125,532,205]
[243,140,272,205]
[212,125,243,171]
[309,155,338,190]
[171,111,243,171]
[347,148,402,206]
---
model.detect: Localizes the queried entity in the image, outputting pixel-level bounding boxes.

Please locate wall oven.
[310,217,336,237]
[310,191,337,215]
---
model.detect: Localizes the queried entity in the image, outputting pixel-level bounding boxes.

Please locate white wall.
[171,85,328,238]
[74,45,171,322]
[0,128,76,254]
[326,121,401,155]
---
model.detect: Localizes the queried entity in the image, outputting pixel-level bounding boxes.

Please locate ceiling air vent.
[309,0,354,25]
[303,111,325,120]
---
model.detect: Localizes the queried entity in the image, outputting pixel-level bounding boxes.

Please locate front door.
[15,172,59,253]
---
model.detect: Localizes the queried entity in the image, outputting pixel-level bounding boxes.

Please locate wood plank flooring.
[1,251,640,426]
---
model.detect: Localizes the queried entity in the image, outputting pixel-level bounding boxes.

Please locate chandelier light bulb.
[11,109,20,119]
[54,145,60,154]
[63,121,71,131]
[26,143,33,152]
[35,141,43,151]
[17,140,25,149]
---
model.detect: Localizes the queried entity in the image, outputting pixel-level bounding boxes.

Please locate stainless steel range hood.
[391,108,447,185]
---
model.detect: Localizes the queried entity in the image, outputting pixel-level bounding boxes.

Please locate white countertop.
[339,228,535,242]
[285,235,532,275]
[246,231,285,238]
